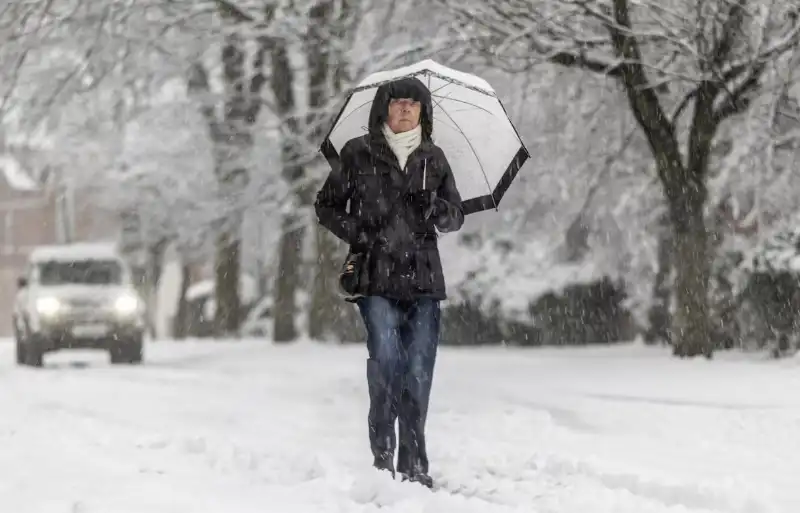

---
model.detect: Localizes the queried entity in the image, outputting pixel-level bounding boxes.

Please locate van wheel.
[110,337,143,365]
[24,338,44,367]
[15,338,26,365]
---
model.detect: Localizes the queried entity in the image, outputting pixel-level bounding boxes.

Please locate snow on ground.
[1,340,800,513]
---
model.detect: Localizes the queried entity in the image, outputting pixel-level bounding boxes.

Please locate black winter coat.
[315,133,464,301]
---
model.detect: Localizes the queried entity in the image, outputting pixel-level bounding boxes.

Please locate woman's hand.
[408,190,440,220]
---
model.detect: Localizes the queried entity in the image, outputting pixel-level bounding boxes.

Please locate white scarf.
[382,123,421,171]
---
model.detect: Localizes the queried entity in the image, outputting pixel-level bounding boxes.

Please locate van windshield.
[38,260,123,286]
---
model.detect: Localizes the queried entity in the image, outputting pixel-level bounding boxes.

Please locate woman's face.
[386,98,421,133]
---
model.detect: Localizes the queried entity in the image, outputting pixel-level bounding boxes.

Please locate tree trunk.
[173,262,192,340]
[269,13,304,343]
[604,0,719,358]
[273,212,302,342]
[666,169,713,358]
[644,213,673,344]
[309,226,336,340]
[145,238,168,339]
[305,0,362,340]
[187,17,270,339]
[211,32,249,338]
[671,222,712,358]
[668,82,720,358]
[214,230,241,337]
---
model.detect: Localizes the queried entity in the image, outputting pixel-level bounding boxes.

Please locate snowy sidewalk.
[1,340,799,513]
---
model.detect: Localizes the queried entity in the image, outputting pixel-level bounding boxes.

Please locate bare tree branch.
[608,0,678,157]
[213,0,255,22]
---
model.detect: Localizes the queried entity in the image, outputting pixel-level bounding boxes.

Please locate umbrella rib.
[334,98,375,128]
[429,82,450,96]
[424,81,495,119]
[431,93,496,117]
[430,114,463,134]
[431,98,496,209]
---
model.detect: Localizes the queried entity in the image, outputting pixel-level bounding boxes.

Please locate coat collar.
[366,132,436,172]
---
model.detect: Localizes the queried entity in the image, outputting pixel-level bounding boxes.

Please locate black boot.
[400,469,433,489]
[373,451,396,478]
[367,356,400,477]
[397,388,433,489]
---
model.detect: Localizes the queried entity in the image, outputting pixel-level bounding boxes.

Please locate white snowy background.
[3,1,800,512]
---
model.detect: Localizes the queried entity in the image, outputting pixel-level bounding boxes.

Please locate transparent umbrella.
[320,59,529,215]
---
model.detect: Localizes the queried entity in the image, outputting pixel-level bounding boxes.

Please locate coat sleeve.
[433,151,465,233]
[314,142,361,245]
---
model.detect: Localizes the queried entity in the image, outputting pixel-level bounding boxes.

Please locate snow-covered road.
[1,340,799,513]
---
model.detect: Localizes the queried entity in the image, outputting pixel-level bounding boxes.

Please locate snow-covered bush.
[527,276,636,346]
[445,233,638,345]
[728,227,800,352]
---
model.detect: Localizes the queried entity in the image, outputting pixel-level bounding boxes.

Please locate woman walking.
[314,76,464,488]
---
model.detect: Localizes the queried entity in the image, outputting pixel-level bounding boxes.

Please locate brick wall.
[0,190,58,336]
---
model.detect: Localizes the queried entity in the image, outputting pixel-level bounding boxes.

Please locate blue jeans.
[357,296,440,476]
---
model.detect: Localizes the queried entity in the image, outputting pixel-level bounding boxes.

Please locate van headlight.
[114,294,139,315]
[36,297,62,316]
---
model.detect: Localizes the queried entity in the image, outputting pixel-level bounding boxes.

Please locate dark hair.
[368,77,433,141]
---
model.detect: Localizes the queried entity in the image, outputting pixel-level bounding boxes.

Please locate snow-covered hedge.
[442,233,637,345]
[725,227,800,351]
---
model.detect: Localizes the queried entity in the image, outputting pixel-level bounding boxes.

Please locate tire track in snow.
[427,401,771,513]
[434,453,771,513]
[0,341,793,512]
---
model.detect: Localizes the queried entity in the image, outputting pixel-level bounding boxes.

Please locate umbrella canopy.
[320,59,529,215]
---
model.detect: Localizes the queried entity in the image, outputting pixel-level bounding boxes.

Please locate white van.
[12,243,146,366]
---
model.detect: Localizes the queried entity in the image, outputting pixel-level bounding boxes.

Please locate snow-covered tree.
[174,0,462,341]
[441,0,800,357]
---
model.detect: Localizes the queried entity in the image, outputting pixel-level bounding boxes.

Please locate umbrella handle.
[423,159,427,190]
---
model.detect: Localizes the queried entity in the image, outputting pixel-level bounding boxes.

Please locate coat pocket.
[414,250,435,294]
[339,250,369,301]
